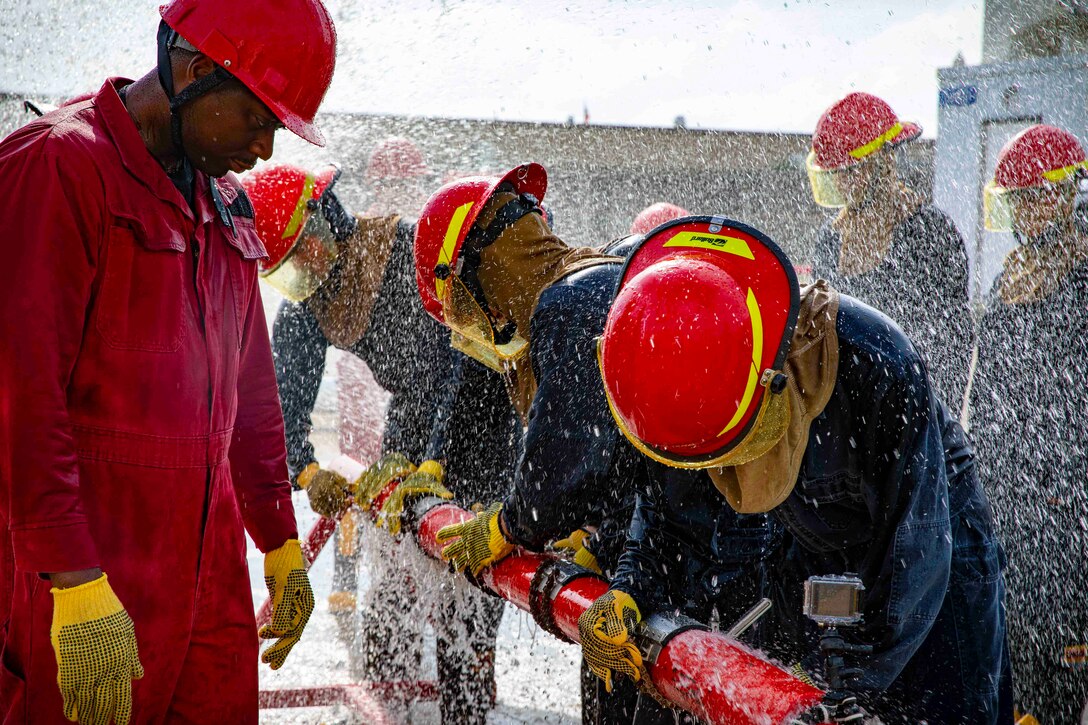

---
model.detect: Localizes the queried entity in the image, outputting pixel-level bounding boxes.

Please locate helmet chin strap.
[156,20,234,160]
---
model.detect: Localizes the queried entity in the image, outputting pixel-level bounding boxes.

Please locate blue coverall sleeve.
[609,478,670,612]
[271,300,330,481]
[853,354,953,692]
[425,352,522,505]
[501,274,620,550]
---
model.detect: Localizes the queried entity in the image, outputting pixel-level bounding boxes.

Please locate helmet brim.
[890,120,922,148]
[267,102,326,147]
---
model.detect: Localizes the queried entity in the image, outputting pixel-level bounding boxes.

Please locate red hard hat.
[810,92,921,171]
[160,0,337,146]
[241,163,339,270]
[992,124,1088,191]
[414,163,547,324]
[367,137,430,183]
[630,202,691,235]
[600,217,799,468]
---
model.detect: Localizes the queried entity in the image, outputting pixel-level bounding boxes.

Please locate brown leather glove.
[301,465,351,518]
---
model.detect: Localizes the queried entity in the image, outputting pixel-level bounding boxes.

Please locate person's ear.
[181,53,219,87]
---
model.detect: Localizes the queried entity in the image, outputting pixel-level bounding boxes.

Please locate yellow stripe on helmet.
[282,175,317,240]
[435,201,475,300]
[849,122,904,160]
[719,287,762,436]
[1041,160,1088,184]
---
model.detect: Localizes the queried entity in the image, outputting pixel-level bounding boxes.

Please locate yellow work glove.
[373,459,453,536]
[553,527,590,552]
[50,574,144,725]
[574,546,603,575]
[578,590,644,692]
[554,528,603,574]
[434,501,515,576]
[353,452,418,511]
[259,539,315,670]
[301,465,351,519]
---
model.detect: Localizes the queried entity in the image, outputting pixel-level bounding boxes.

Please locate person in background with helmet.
[244,162,520,725]
[0,1,336,722]
[588,217,1011,723]
[807,92,972,412]
[331,136,433,651]
[629,201,690,235]
[415,166,769,724]
[970,124,1088,723]
[363,136,434,216]
[337,136,434,468]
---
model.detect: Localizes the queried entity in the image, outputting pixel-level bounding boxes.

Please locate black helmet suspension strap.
[156,20,234,155]
[456,187,544,345]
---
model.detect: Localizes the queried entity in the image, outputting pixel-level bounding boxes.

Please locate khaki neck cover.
[998,227,1088,304]
[308,214,400,348]
[708,281,841,513]
[833,183,923,277]
[474,200,619,421]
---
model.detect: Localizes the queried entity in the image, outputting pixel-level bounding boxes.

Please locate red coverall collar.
[96,77,219,227]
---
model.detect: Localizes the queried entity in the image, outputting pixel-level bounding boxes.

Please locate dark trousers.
[436,592,504,725]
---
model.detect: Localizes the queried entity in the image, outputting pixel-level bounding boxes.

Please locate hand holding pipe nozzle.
[552,527,603,574]
[579,592,775,709]
[578,589,645,692]
[365,459,452,535]
[298,462,351,517]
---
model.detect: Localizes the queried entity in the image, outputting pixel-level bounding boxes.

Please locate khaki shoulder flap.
[507,252,622,425]
[709,280,841,513]
[309,214,401,348]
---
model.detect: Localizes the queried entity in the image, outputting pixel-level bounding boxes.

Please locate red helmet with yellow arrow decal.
[598,217,799,469]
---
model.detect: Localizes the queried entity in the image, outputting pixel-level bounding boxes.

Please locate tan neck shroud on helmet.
[708,281,841,514]
[307,214,400,348]
[833,182,924,277]
[466,193,618,420]
[475,194,617,337]
[998,226,1088,305]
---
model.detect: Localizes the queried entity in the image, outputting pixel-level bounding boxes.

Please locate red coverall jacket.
[0,79,298,724]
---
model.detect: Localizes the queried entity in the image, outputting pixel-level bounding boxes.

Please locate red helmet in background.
[599,217,799,469]
[630,202,691,235]
[994,124,1087,190]
[806,92,921,207]
[160,0,337,146]
[984,124,1088,232]
[241,162,341,300]
[366,137,430,183]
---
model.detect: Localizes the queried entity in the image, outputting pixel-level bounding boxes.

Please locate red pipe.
[414,503,823,724]
[651,629,824,724]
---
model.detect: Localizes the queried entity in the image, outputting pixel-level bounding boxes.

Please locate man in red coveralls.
[0,1,337,723]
